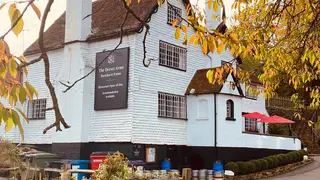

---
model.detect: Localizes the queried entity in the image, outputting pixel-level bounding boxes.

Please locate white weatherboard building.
[0,0,300,169]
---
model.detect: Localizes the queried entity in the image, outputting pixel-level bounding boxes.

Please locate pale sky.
[0,0,66,55]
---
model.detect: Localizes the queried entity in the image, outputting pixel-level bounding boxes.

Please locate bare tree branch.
[0,0,35,40]
[61,11,129,93]
[83,0,108,20]
[18,56,43,68]
[121,0,151,67]
[40,0,70,133]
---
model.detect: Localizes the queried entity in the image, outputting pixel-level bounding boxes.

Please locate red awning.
[258,115,295,124]
[242,112,268,120]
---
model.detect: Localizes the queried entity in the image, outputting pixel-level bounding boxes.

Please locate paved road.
[267,156,320,180]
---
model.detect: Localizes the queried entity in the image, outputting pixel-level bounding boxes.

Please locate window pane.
[159,41,186,70]
[27,99,47,119]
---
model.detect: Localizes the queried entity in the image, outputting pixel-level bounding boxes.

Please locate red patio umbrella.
[258,115,295,124]
[242,112,268,120]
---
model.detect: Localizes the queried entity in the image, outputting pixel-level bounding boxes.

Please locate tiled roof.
[24,0,158,55]
[185,68,244,96]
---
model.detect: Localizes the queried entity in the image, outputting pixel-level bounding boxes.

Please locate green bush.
[225,162,239,175]
[265,157,274,169]
[288,152,299,162]
[299,149,308,156]
[293,151,302,162]
[258,159,269,170]
[287,153,295,163]
[250,160,261,172]
[236,161,248,175]
[246,162,256,174]
[297,151,304,161]
[270,156,279,167]
[280,154,289,165]
[276,154,284,166]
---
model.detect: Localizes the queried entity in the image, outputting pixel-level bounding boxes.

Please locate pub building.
[0,0,300,170]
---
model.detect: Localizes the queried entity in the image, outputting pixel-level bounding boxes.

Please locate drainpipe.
[214,94,218,160]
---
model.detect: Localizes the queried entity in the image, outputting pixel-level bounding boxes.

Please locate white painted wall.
[86,36,136,143]
[187,95,214,146]
[0,49,64,144]
[131,0,209,145]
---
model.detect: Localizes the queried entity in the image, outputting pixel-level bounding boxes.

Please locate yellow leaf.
[31,3,41,20]
[175,27,181,40]
[12,109,24,140]
[189,34,196,44]
[183,34,188,45]
[8,3,16,18]
[217,42,224,54]
[230,47,235,55]
[0,3,6,10]
[181,24,188,33]
[202,38,208,54]
[16,107,29,123]
[208,0,213,9]
[206,70,214,84]
[9,56,17,78]
[10,9,24,37]
[0,40,4,59]
[208,36,216,53]
[5,117,13,132]
[25,81,38,98]
[19,86,27,104]
[214,1,219,12]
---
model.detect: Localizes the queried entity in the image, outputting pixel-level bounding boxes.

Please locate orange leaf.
[202,38,208,54]
[217,41,224,54]
[172,19,178,27]
[189,34,196,44]
[181,24,188,33]
[31,3,41,20]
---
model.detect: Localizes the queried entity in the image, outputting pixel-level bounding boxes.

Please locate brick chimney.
[65,0,92,42]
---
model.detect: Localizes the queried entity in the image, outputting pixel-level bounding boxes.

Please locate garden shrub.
[288,152,298,162]
[286,153,294,164]
[258,159,269,170]
[276,154,284,166]
[250,160,261,172]
[280,154,289,165]
[225,162,239,175]
[236,161,248,175]
[265,157,274,169]
[297,151,304,161]
[246,161,256,174]
[270,156,279,167]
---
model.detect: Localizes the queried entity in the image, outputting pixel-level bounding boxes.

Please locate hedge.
[225,162,239,175]
[224,149,307,176]
[246,162,256,174]
[250,160,261,172]
[236,161,248,175]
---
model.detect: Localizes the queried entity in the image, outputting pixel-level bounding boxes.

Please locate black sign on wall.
[94,47,130,110]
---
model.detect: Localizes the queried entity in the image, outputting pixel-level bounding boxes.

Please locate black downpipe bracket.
[214,94,218,160]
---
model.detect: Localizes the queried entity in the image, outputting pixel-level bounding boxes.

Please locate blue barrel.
[213,161,224,178]
[161,159,171,171]
[71,160,90,180]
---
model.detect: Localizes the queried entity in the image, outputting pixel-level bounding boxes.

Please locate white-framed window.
[27,99,47,119]
[245,85,258,99]
[245,118,258,132]
[226,99,234,119]
[158,92,187,119]
[167,4,182,25]
[159,41,187,71]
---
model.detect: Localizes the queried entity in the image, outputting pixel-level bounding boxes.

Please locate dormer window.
[167,5,182,25]
[226,99,235,120]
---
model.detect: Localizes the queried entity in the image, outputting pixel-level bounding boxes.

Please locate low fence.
[266,97,302,109]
